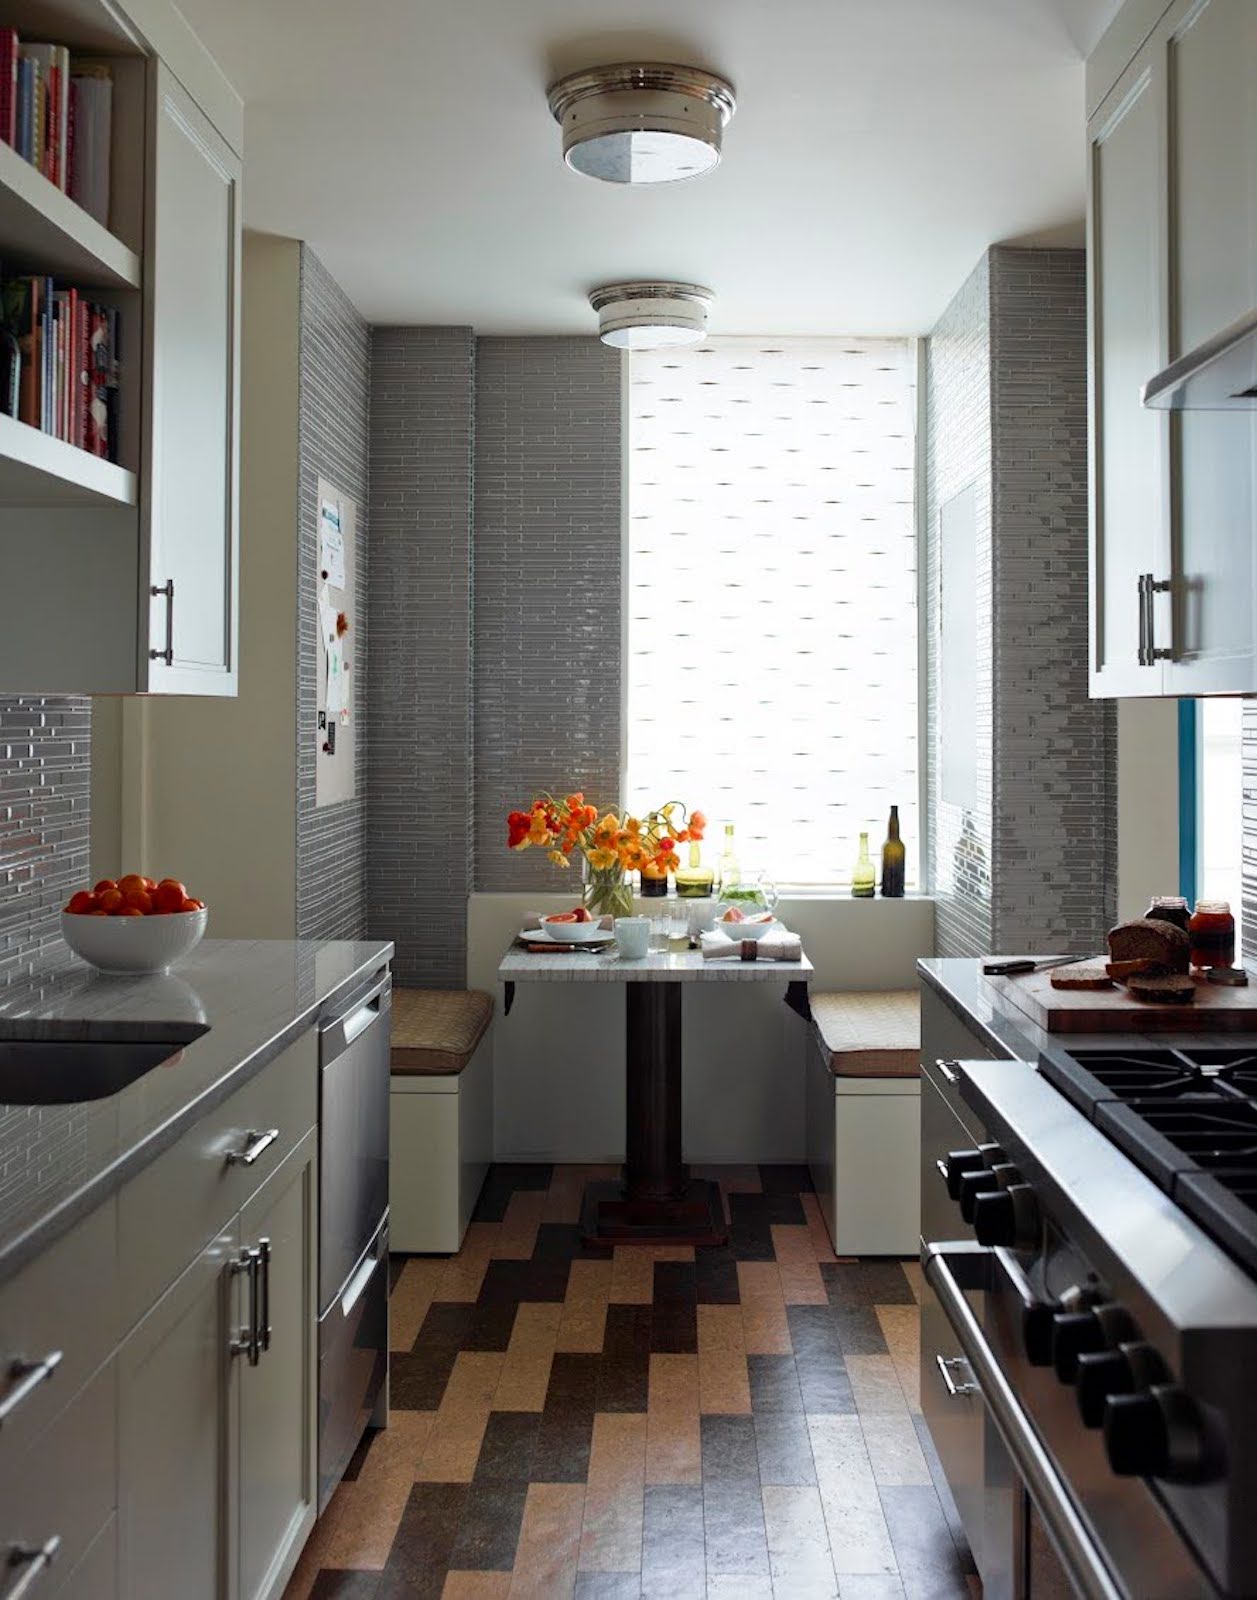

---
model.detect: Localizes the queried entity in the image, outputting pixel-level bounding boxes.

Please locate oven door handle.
[923,1242,1124,1600]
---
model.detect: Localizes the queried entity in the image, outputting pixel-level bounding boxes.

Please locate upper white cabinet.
[1088,0,1257,696]
[0,0,241,695]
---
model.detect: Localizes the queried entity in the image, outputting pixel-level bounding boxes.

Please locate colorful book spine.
[0,31,17,149]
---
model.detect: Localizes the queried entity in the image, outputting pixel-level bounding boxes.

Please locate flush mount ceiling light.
[590,282,714,349]
[547,63,736,184]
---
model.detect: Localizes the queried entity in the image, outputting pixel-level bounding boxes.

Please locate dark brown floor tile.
[747,1353,803,1414]
[309,1574,380,1600]
[390,1348,461,1412]
[533,1222,612,1261]
[650,1261,697,1352]
[753,1412,817,1486]
[879,1484,973,1599]
[462,1299,523,1353]
[787,1306,856,1413]
[822,1260,915,1307]
[758,1164,814,1195]
[694,1247,740,1305]
[700,1413,759,1483]
[641,1483,705,1599]
[532,1352,599,1482]
[598,1303,653,1412]
[472,1165,553,1224]
[476,1259,540,1309]
[376,1482,469,1600]
[702,1479,770,1578]
[447,1480,530,1571]
[832,1305,891,1355]
[912,1415,977,1575]
[573,1576,642,1598]
[474,1412,540,1484]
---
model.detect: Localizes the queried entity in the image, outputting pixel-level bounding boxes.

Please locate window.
[625,337,919,888]
[1196,698,1243,945]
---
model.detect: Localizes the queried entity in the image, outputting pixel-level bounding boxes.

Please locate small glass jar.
[1189,900,1236,970]
[1146,894,1191,931]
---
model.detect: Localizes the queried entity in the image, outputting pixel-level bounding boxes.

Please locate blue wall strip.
[1178,699,1198,905]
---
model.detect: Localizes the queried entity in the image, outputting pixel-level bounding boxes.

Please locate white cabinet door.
[117,1224,239,1600]
[237,1131,319,1600]
[1161,0,1257,694]
[141,61,241,695]
[1087,48,1172,696]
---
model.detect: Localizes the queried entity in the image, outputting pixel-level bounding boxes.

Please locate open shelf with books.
[0,135,138,287]
[0,407,134,503]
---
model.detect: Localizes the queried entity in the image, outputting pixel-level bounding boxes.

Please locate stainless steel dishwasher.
[317,967,391,1512]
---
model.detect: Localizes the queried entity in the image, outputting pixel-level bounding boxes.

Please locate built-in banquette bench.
[804,989,921,1256]
[389,989,494,1254]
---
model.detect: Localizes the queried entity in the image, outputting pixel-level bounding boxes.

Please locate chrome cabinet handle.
[230,1247,262,1366]
[0,1352,62,1428]
[3,1537,61,1600]
[934,1059,959,1085]
[935,1353,978,1398]
[1137,573,1150,666]
[258,1238,272,1355]
[226,1128,279,1167]
[149,578,174,665]
[1138,572,1172,666]
[934,1158,949,1183]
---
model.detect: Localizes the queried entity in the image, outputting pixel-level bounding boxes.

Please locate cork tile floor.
[285,1164,978,1600]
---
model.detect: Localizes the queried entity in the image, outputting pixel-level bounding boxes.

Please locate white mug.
[614,917,650,959]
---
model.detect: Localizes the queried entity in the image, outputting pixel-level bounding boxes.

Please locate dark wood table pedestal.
[579,981,728,1248]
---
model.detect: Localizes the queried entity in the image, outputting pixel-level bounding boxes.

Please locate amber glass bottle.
[880,806,906,898]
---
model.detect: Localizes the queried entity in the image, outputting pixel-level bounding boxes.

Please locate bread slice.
[1107,918,1190,974]
[1049,961,1113,991]
[1126,972,1196,1005]
[1106,958,1160,980]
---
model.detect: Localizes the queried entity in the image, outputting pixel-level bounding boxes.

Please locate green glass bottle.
[851,832,875,898]
[717,823,741,896]
[880,806,906,898]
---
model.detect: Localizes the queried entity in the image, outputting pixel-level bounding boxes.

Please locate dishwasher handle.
[320,972,391,1065]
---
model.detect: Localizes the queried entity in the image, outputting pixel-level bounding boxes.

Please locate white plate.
[518,926,614,947]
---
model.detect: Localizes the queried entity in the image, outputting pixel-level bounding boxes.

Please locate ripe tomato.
[115,906,144,917]
[118,873,148,896]
[153,881,187,914]
[96,888,125,914]
[142,877,157,892]
[93,879,117,896]
[65,890,96,914]
[123,889,154,915]
[178,898,203,913]
[89,910,108,917]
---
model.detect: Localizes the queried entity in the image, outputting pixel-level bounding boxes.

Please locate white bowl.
[61,908,209,974]
[716,916,778,942]
[541,917,608,944]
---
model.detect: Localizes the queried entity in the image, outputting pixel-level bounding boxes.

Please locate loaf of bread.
[1126,972,1196,1005]
[1106,918,1190,974]
[1049,961,1113,991]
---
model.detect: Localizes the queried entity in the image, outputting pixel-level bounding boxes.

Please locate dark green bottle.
[880,806,905,898]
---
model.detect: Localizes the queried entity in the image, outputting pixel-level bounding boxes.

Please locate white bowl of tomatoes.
[61,875,208,974]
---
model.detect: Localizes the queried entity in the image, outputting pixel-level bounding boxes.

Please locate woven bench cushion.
[812,990,920,1078]
[391,988,493,1076]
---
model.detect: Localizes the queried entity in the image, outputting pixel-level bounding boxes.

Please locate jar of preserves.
[1188,901,1235,970]
[1146,895,1191,931]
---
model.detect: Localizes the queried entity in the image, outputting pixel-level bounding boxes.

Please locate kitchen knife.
[982,955,1084,976]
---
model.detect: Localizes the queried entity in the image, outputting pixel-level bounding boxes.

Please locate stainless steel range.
[922,1042,1257,1600]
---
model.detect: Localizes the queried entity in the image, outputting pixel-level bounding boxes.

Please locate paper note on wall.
[319,497,346,588]
[325,636,346,722]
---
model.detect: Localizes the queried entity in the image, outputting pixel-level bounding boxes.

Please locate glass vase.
[583,862,635,920]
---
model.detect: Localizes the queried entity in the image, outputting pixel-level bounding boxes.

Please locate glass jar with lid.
[1145,895,1191,932]
[1188,900,1235,970]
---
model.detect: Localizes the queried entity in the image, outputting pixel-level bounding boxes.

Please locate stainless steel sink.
[0,1026,210,1104]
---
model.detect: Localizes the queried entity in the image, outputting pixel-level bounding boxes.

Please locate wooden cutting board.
[983,964,1257,1033]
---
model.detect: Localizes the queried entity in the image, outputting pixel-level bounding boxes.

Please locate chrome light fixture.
[590,282,713,349]
[547,63,736,184]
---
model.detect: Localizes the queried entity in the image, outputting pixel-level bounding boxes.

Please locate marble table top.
[498,945,814,983]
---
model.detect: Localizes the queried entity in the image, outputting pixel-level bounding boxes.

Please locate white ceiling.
[179,0,1121,336]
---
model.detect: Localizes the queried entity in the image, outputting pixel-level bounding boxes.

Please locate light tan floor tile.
[899,1259,925,1306]
[737,1261,792,1356]
[645,1352,702,1484]
[509,1481,586,1597]
[389,1258,448,1352]
[807,1414,898,1577]
[698,1303,751,1414]
[846,1355,909,1415]
[610,1244,694,1303]
[436,1223,500,1302]
[556,1258,614,1353]
[442,1575,513,1599]
[416,1352,505,1482]
[875,1304,921,1412]
[799,1191,840,1263]
[494,1302,563,1412]
[771,1226,830,1304]
[859,1415,931,1487]
[762,1484,839,1599]
[579,1412,647,1572]
[323,1411,436,1567]
[492,1190,548,1260]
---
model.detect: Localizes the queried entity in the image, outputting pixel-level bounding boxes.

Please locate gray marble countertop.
[0,937,393,1285]
[498,945,814,982]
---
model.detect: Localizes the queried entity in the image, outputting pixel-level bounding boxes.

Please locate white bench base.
[805,1027,921,1256]
[389,1026,493,1255]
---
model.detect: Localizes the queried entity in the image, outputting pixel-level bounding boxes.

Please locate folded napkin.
[700,928,804,963]
[523,912,614,933]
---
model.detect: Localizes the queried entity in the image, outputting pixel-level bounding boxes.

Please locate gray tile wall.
[926,247,1115,957]
[296,247,371,941]
[472,337,623,893]
[367,327,476,988]
[0,697,91,985]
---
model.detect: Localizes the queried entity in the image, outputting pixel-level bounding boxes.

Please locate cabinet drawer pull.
[258,1238,272,1356]
[3,1537,60,1600]
[230,1247,262,1366]
[934,1059,959,1085]
[934,1157,949,1183]
[226,1128,279,1167]
[149,578,175,666]
[935,1353,979,1398]
[1138,572,1173,665]
[0,1352,62,1427]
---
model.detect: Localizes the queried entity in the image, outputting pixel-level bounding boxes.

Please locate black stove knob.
[1104,1385,1214,1483]
[1076,1350,1133,1427]
[958,1169,999,1223]
[1052,1310,1105,1381]
[972,1184,1040,1249]
[1022,1300,1059,1366]
[944,1150,984,1201]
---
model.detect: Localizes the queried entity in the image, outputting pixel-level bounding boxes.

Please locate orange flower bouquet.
[506,793,707,918]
